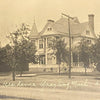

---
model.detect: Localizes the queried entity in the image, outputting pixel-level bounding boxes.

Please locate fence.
[29,63,95,73]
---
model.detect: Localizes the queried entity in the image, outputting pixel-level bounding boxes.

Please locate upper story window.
[87,39,91,44]
[39,39,44,49]
[47,38,53,48]
[86,30,90,35]
[31,40,35,43]
[47,27,52,31]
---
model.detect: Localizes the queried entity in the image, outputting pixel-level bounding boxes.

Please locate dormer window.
[86,30,90,35]
[47,27,52,31]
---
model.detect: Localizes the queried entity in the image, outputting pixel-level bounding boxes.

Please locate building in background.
[29,14,97,67]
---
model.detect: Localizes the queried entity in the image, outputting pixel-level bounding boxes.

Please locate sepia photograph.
[0,0,100,100]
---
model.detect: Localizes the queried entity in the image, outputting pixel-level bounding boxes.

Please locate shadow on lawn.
[94,78,100,80]
[0,72,11,76]
[16,72,61,77]
[16,71,100,78]
[16,72,92,77]
[0,95,40,100]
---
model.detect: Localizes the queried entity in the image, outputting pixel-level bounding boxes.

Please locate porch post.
[71,37,73,67]
[37,39,39,49]
[45,37,48,65]
[37,39,40,65]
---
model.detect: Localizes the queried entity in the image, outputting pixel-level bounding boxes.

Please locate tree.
[15,39,36,76]
[50,37,69,74]
[78,38,91,75]
[96,63,100,72]
[0,45,11,72]
[90,36,100,71]
[7,23,36,80]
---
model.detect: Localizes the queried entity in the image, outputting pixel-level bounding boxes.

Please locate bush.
[0,63,11,72]
[16,62,29,71]
[96,62,100,72]
[50,68,53,72]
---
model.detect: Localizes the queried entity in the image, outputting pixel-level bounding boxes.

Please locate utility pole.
[62,13,73,78]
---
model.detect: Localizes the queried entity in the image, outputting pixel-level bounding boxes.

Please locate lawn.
[0,71,100,91]
[0,72,100,100]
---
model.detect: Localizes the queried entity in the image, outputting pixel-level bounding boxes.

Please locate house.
[29,14,97,68]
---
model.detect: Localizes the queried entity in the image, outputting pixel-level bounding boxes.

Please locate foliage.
[50,37,69,74]
[96,62,100,72]
[90,36,100,71]
[51,37,69,64]
[90,36,100,63]
[7,23,36,76]
[78,38,91,68]
[0,45,11,72]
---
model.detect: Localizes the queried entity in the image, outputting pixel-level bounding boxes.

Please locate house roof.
[52,17,78,35]
[71,22,89,35]
[30,15,96,39]
[53,18,92,35]
[40,17,96,38]
[29,21,39,38]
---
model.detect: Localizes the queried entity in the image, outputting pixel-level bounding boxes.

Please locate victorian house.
[29,14,97,67]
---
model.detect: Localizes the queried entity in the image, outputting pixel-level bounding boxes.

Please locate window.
[39,39,43,49]
[31,40,35,43]
[47,54,52,64]
[49,28,52,31]
[86,30,90,35]
[47,37,53,48]
[47,27,52,31]
[87,40,91,44]
[39,55,45,64]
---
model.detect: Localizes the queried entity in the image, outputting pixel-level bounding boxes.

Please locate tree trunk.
[59,64,60,75]
[20,71,23,77]
[85,67,87,75]
[12,70,15,81]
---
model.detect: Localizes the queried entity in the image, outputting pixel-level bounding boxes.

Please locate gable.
[81,23,96,39]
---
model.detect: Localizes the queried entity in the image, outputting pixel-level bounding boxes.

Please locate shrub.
[96,62,100,72]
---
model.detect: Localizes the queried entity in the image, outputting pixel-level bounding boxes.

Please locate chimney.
[88,14,94,31]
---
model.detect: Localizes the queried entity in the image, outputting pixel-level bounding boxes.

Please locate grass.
[0,72,100,100]
[0,71,100,92]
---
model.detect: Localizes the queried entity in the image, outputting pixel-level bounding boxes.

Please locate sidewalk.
[0,87,100,100]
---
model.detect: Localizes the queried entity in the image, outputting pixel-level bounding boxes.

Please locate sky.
[0,0,100,46]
